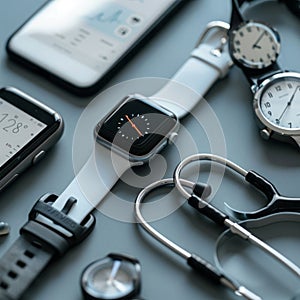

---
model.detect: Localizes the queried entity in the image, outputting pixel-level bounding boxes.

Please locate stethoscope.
[134,177,261,300]
[134,153,300,300]
[173,153,300,278]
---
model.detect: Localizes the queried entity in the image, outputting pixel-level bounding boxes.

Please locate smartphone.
[0,87,64,191]
[6,0,186,96]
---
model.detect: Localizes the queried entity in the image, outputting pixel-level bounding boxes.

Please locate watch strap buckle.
[193,21,233,78]
[195,21,230,47]
[21,193,96,256]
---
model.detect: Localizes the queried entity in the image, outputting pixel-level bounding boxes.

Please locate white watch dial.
[231,21,280,69]
[260,77,300,130]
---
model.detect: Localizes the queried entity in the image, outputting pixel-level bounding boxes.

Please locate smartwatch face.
[96,96,178,160]
[230,21,280,69]
[258,75,300,130]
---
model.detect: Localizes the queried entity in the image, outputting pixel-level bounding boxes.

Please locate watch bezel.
[229,20,281,70]
[253,71,300,136]
[95,94,179,163]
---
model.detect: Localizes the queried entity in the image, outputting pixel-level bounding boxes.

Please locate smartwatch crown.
[168,132,178,145]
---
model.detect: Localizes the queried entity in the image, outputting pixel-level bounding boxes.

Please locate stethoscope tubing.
[173,153,300,278]
[134,177,261,300]
[135,178,193,259]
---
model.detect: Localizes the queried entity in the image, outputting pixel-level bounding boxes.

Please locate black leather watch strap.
[0,194,95,300]
[242,63,282,86]
[229,0,283,86]
[230,0,245,28]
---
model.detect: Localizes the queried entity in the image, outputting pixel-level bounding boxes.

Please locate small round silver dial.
[81,255,140,300]
[91,261,134,298]
[259,77,300,130]
[230,21,280,69]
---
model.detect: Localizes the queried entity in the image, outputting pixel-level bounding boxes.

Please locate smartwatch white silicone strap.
[152,21,232,119]
[51,146,130,224]
[51,21,232,224]
[0,21,233,300]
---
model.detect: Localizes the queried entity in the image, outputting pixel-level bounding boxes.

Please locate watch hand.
[125,114,143,137]
[277,86,300,122]
[288,85,300,106]
[112,280,128,292]
[252,32,265,49]
[277,103,289,123]
[107,260,121,283]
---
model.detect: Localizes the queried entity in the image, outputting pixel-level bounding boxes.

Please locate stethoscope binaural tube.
[134,178,261,300]
[173,153,300,278]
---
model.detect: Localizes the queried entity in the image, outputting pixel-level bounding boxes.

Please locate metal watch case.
[253,71,300,147]
[95,94,180,163]
[229,20,281,70]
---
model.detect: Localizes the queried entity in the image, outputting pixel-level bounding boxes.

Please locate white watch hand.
[108,260,121,283]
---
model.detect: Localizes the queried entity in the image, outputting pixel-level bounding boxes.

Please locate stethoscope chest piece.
[81,253,141,300]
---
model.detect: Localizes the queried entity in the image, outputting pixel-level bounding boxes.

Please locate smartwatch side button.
[32,150,46,165]
[168,132,178,145]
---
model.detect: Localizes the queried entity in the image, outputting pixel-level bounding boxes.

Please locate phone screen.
[0,98,46,168]
[8,0,180,90]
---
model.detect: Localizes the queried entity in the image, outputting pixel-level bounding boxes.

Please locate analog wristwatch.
[229,0,300,147]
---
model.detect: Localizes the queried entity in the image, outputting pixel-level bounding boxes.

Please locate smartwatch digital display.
[0,87,64,190]
[95,95,178,161]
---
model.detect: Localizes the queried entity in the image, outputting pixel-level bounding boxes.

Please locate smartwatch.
[0,21,233,300]
[0,87,64,191]
[229,0,300,148]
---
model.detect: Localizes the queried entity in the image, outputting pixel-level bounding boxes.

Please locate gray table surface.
[1,1,300,299]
